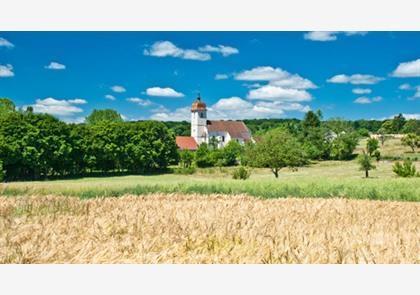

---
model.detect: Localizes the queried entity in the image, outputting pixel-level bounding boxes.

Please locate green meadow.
[2,159,419,201]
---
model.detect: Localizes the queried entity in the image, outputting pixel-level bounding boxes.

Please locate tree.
[401,133,419,153]
[358,151,375,178]
[366,138,379,157]
[377,128,388,146]
[221,140,243,166]
[330,132,359,160]
[179,150,194,168]
[392,113,406,133]
[402,119,420,135]
[0,98,15,114]
[195,143,214,168]
[85,109,123,125]
[302,110,321,129]
[393,160,418,177]
[245,129,307,178]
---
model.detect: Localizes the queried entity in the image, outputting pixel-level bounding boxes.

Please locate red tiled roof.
[207,120,252,141]
[176,136,198,151]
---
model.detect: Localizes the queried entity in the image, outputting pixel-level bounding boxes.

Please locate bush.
[173,166,196,175]
[392,160,418,178]
[232,166,251,180]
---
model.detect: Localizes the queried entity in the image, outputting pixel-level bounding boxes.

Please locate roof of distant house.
[207,120,252,141]
[176,136,198,150]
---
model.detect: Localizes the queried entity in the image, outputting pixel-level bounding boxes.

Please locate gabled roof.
[176,136,198,150]
[207,120,252,141]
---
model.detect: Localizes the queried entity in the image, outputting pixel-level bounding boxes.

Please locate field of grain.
[1,194,419,263]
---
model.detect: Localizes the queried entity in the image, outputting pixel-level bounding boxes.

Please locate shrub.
[392,160,418,178]
[232,166,251,180]
[173,166,196,175]
[179,150,194,168]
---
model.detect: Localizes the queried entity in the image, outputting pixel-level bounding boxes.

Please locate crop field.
[1,194,419,263]
[1,160,419,201]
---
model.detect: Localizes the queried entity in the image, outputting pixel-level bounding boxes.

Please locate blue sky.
[0,31,419,123]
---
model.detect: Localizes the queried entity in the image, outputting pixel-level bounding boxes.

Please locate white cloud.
[126,97,153,106]
[105,94,116,100]
[352,88,372,94]
[400,113,420,120]
[354,96,382,104]
[198,45,239,57]
[144,41,210,61]
[392,59,420,77]
[0,64,14,77]
[215,73,229,80]
[304,31,368,41]
[247,85,312,102]
[235,66,316,90]
[235,66,289,81]
[150,96,311,121]
[111,85,126,93]
[146,87,184,97]
[399,83,411,90]
[327,74,383,85]
[68,98,87,104]
[27,97,86,116]
[413,86,420,99]
[0,37,14,48]
[45,61,66,70]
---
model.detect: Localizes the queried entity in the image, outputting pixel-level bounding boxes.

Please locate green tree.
[245,129,307,178]
[302,110,321,130]
[358,151,376,178]
[401,133,419,153]
[85,109,123,125]
[179,150,194,168]
[221,140,243,166]
[330,132,359,160]
[195,143,214,168]
[402,119,420,135]
[392,113,406,133]
[393,160,418,177]
[366,138,379,157]
[0,98,15,114]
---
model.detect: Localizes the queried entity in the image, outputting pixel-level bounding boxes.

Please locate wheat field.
[1,194,419,264]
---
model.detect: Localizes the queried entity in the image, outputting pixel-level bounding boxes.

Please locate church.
[176,95,252,151]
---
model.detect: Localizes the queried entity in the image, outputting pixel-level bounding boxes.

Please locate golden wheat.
[0,194,419,263]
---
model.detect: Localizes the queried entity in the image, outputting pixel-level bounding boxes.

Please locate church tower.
[191,94,207,145]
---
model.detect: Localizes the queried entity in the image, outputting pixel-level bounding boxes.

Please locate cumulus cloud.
[399,83,411,90]
[105,94,116,100]
[234,66,317,90]
[247,85,312,102]
[45,62,66,70]
[126,97,153,106]
[0,64,14,77]
[400,113,420,120]
[0,37,14,48]
[327,74,383,85]
[26,97,86,116]
[198,45,239,57]
[144,41,210,61]
[392,59,420,77]
[352,88,372,94]
[304,31,368,41]
[145,87,184,97]
[150,97,311,121]
[111,85,126,93]
[354,96,382,104]
[215,73,229,80]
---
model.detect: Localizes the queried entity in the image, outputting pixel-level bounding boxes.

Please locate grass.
[1,194,418,263]
[1,160,419,201]
[357,137,420,160]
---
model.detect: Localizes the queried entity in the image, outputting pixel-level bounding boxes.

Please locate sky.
[0,31,419,123]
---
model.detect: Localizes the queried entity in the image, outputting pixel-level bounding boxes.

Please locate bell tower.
[191,94,207,144]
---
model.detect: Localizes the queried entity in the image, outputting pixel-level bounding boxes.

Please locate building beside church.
[176,95,252,150]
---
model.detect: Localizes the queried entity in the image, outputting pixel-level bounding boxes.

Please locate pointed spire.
[197,92,201,101]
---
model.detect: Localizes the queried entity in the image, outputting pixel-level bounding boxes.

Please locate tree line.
[0,100,178,181]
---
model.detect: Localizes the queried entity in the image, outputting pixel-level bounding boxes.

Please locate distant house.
[175,95,253,150]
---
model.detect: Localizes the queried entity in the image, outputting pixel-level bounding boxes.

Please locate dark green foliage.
[195,144,214,168]
[85,109,123,125]
[162,121,190,136]
[357,128,370,137]
[402,119,420,135]
[0,108,178,180]
[358,151,376,178]
[0,160,4,182]
[245,128,308,178]
[232,166,251,180]
[393,160,418,178]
